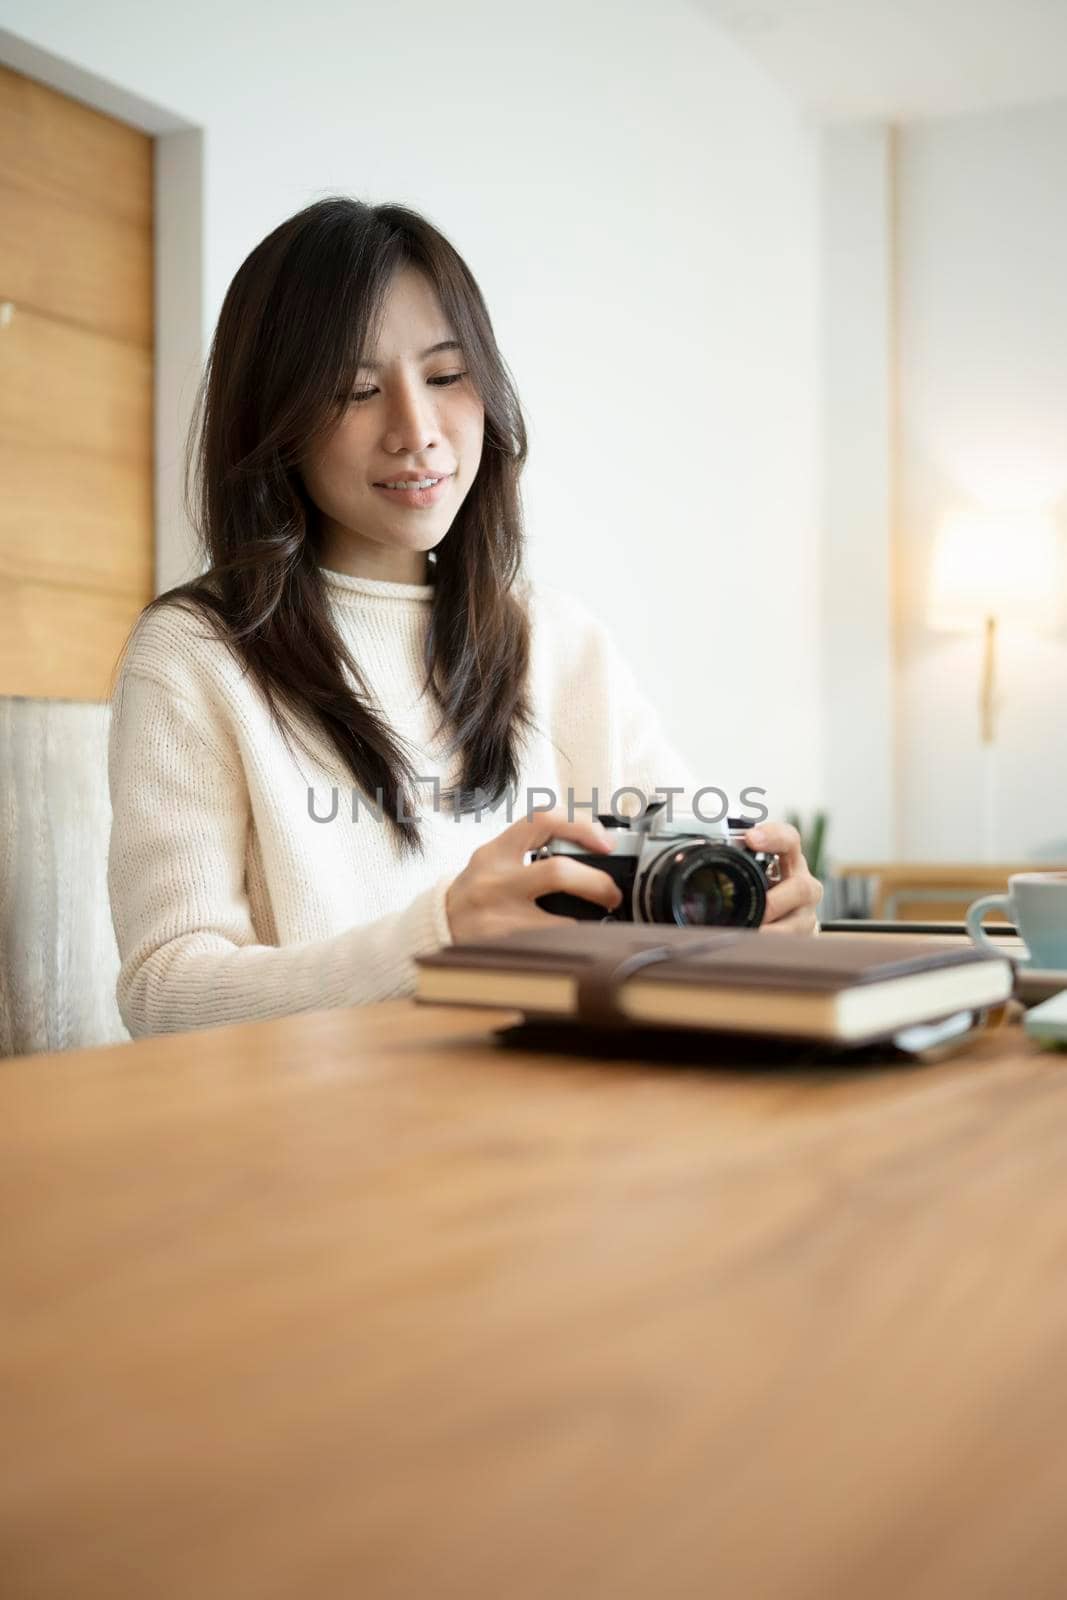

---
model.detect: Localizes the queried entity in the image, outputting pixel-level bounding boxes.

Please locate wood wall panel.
[0,176,153,347]
[0,441,153,598]
[0,305,151,463]
[0,65,152,228]
[0,66,154,701]
[0,576,142,702]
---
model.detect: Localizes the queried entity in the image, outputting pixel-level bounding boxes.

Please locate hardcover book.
[415,924,1014,1047]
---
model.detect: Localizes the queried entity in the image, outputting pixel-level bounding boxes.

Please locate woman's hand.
[445,809,623,943]
[741,821,823,935]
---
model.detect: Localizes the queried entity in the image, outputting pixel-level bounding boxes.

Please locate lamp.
[928,509,1062,859]
[929,509,1061,740]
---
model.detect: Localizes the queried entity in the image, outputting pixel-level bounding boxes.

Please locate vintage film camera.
[532,800,781,928]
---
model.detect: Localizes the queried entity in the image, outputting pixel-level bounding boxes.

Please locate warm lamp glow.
[928,510,1062,631]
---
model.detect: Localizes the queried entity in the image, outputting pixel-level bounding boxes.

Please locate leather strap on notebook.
[574,935,745,1028]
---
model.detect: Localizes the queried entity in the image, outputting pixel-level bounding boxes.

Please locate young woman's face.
[302,266,485,583]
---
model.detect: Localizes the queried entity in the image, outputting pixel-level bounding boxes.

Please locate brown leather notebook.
[415,924,1014,1046]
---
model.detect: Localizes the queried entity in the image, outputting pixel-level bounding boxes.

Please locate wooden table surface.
[4,998,1067,1599]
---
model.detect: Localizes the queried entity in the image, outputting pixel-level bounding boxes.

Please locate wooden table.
[832,862,1067,922]
[4,999,1067,1598]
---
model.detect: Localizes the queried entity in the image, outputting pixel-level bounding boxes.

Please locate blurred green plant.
[785,808,829,881]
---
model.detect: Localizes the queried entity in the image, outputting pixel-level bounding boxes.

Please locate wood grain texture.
[0,439,153,598]
[0,574,142,700]
[0,175,153,347]
[0,63,152,228]
[0,303,152,463]
[3,999,1066,1599]
[0,65,154,699]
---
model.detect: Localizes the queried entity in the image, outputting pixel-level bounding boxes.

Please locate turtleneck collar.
[319,565,435,604]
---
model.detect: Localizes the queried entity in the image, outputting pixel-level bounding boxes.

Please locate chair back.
[0,697,129,1057]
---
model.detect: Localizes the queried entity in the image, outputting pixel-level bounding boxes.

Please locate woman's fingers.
[505,807,618,860]
[742,821,804,874]
[741,820,821,936]
[763,873,818,919]
[445,808,619,942]
[761,870,822,933]
[518,854,623,914]
[760,904,821,935]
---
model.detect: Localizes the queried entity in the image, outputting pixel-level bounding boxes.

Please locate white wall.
[819,124,895,863]
[1,0,823,822]
[816,97,1067,867]
[895,99,1067,861]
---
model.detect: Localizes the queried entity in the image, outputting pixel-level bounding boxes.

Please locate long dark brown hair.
[123,196,536,856]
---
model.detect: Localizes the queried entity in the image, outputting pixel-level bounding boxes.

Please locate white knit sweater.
[107,569,696,1037]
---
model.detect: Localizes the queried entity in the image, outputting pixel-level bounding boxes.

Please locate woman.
[108,197,820,1038]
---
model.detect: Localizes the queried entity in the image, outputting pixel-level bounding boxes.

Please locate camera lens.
[641,842,767,928]
[679,863,738,925]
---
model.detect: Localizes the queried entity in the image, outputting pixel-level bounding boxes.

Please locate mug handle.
[966,893,1024,960]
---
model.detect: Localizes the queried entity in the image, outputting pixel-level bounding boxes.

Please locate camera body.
[533,801,780,928]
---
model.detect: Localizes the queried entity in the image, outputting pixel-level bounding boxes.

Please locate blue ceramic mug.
[967,872,1067,970]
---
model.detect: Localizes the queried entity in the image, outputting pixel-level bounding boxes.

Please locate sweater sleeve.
[107,668,454,1038]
